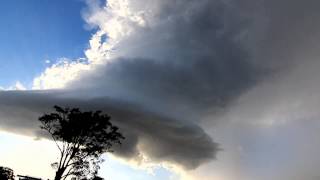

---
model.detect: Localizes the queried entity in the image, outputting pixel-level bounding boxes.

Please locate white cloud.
[32,58,91,90]
[14,81,26,91]
[0,81,26,91]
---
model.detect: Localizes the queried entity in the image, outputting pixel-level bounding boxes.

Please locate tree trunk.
[54,168,65,180]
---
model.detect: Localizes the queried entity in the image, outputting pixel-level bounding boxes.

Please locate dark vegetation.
[38,105,125,180]
[0,106,124,180]
[0,166,14,180]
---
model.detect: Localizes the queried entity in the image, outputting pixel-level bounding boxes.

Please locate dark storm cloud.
[69,0,266,121]
[0,0,273,170]
[187,0,320,179]
[0,90,218,169]
[67,56,260,122]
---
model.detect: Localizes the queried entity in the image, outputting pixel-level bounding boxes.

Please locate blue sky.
[0,0,92,88]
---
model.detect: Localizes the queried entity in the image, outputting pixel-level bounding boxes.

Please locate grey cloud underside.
[68,56,260,122]
[0,91,218,169]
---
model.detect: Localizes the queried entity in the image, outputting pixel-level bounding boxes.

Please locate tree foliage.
[39,106,124,180]
[0,166,14,180]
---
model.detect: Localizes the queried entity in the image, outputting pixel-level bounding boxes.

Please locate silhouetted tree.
[39,106,124,180]
[0,166,14,180]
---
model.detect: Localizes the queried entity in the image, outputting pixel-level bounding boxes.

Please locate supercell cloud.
[1,0,320,179]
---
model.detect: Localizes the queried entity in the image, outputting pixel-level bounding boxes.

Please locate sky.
[1,0,320,180]
[0,0,91,88]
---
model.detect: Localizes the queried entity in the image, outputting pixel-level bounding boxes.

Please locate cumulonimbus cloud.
[0,0,263,170]
[2,0,320,178]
